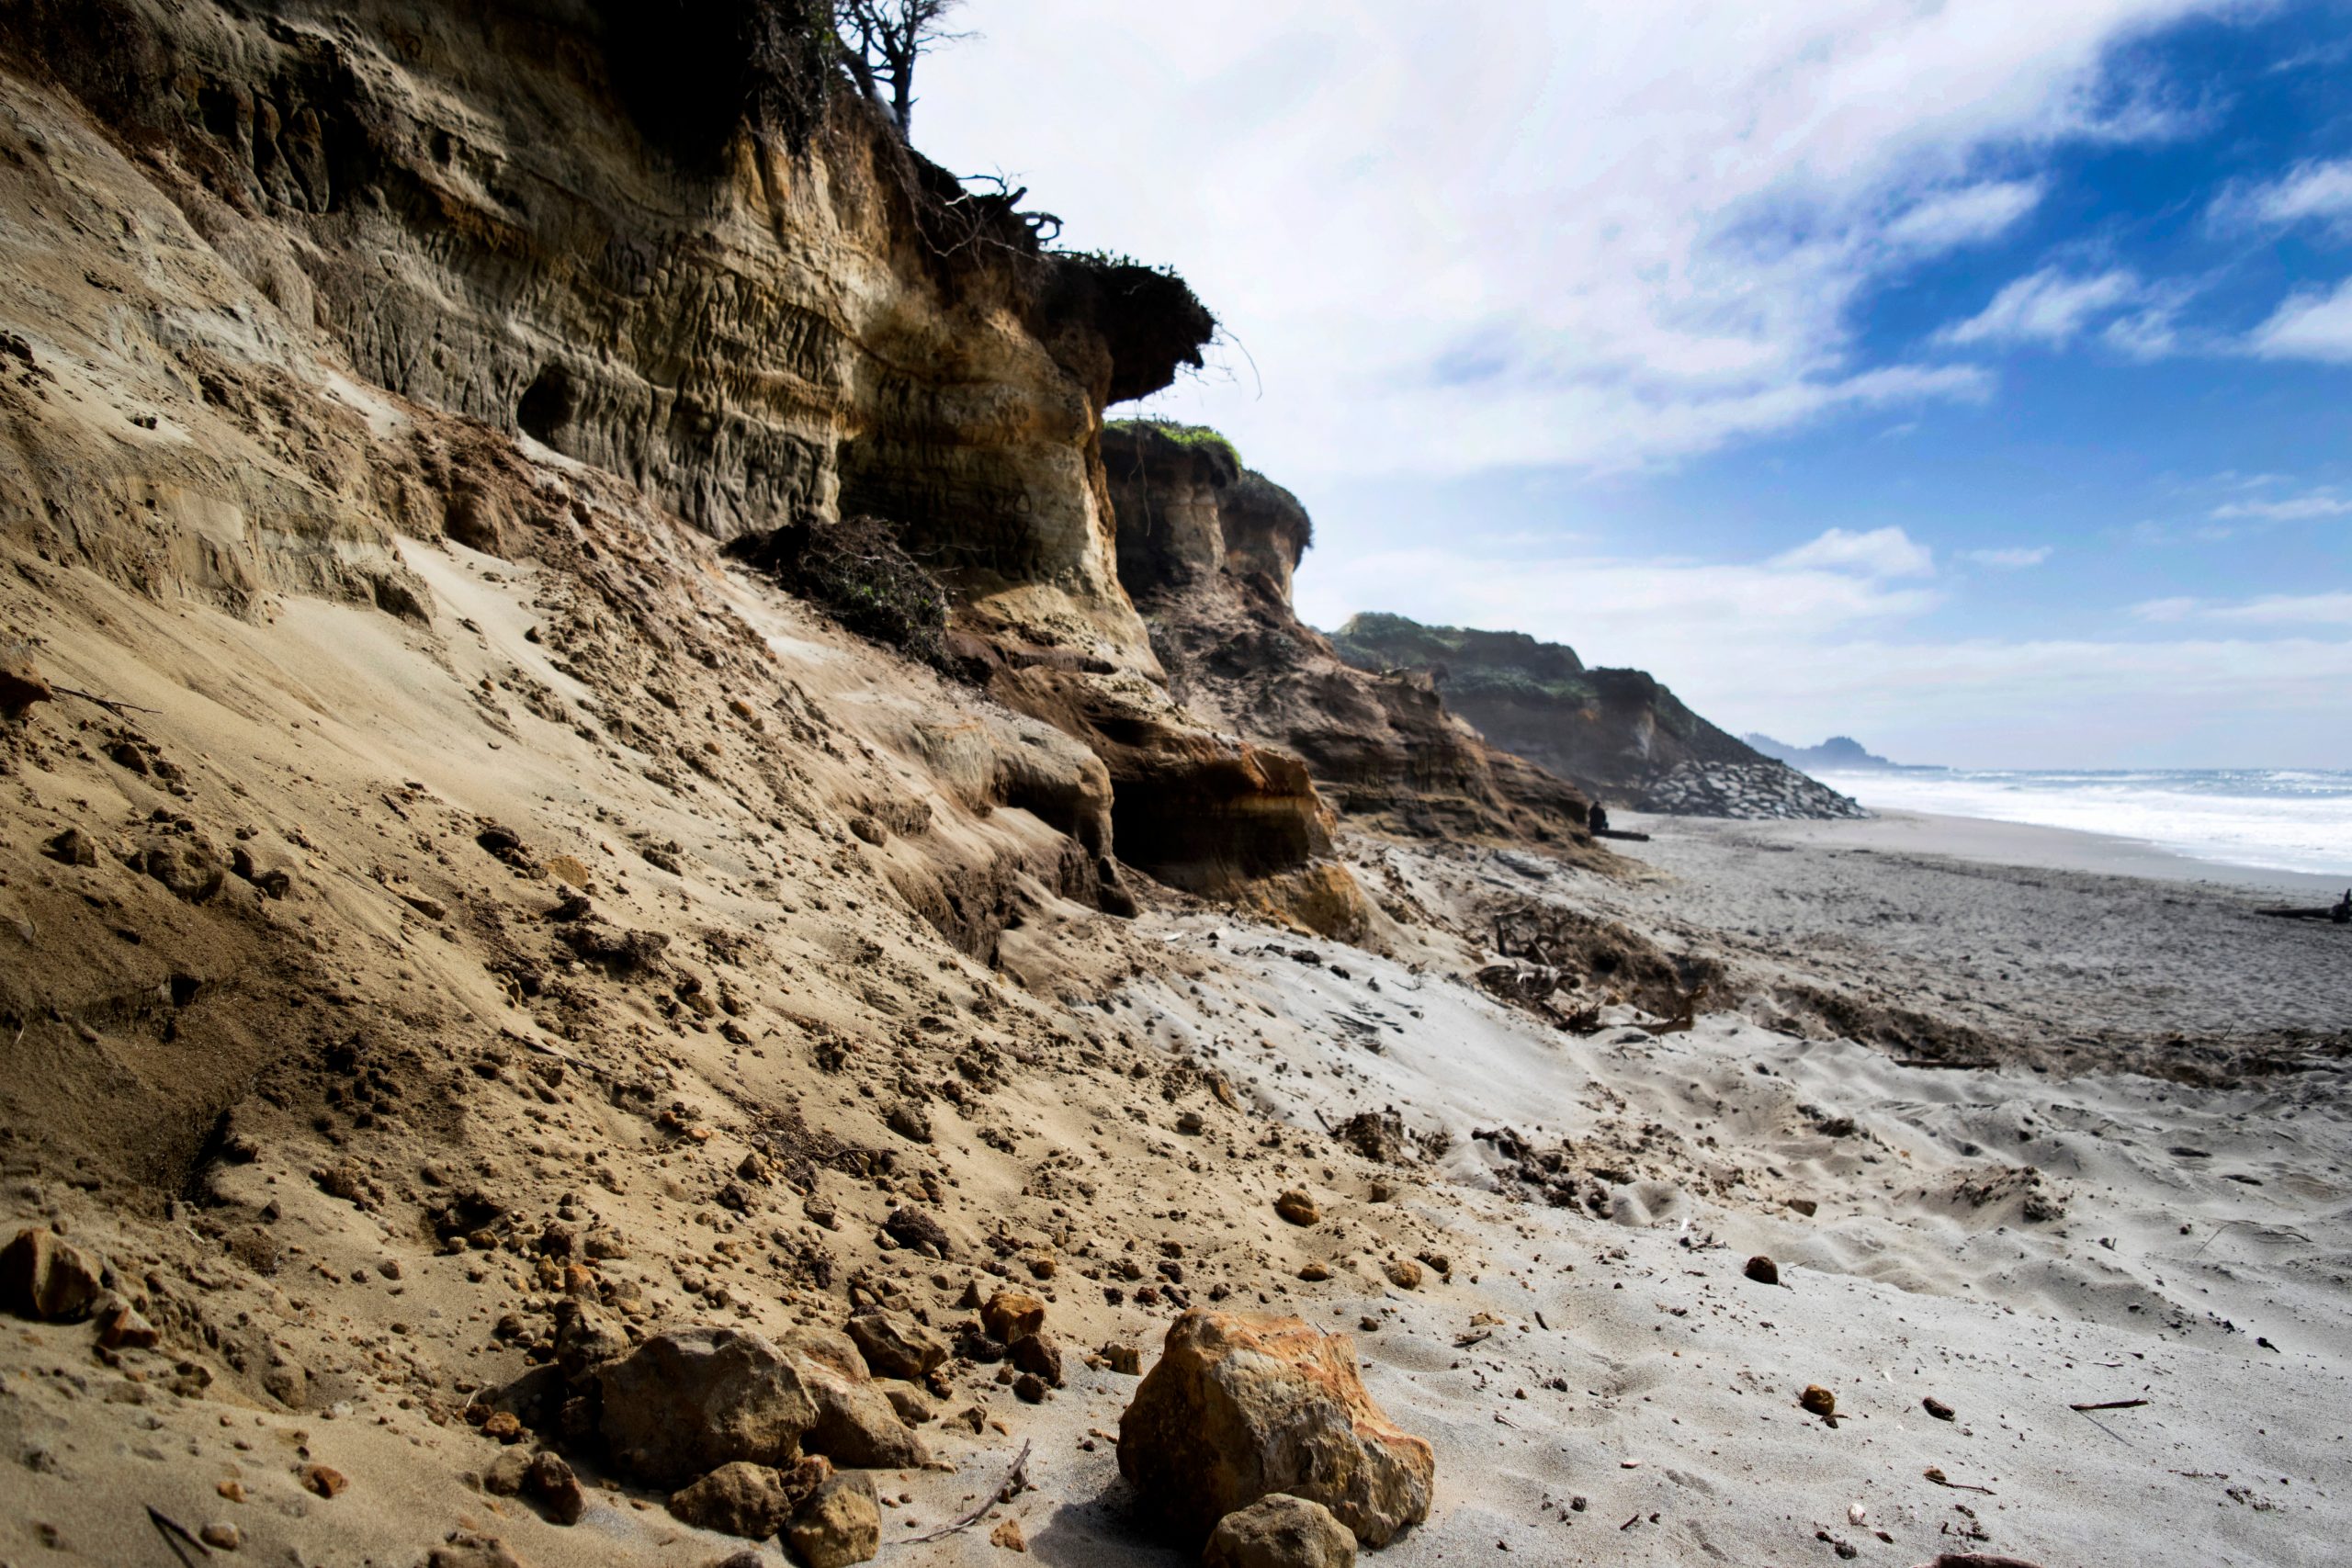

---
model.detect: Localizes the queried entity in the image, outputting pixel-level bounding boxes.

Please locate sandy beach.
[1668,806,2352,897]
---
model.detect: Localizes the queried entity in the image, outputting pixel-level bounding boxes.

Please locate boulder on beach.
[1116,1309,1433,1548]
[596,1326,820,1486]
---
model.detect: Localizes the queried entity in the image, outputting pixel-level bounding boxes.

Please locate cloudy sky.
[920,1,2352,766]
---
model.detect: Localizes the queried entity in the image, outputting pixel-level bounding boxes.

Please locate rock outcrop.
[1117,1309,1435,1549]
[1329,615,1863,820]
[1104,423,1593,848]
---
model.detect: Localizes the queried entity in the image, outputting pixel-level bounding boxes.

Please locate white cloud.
[919,0,2233,479]
[2247,278,2352,362]
[1961,545,2054,568]
[1883,179,2048,251]
[1773,526,1937,578]
[2211,156,2352,230]
[2134,592,2352,624]
[1936,266,2143,346]
[2211,491,2352,521]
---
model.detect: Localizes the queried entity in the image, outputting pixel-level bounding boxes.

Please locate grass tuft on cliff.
[1105,418,1243,470]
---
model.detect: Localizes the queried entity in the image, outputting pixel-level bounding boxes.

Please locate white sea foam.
[1818,767,2352,879]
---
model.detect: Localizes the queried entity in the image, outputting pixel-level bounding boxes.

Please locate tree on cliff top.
[835,0,968,135]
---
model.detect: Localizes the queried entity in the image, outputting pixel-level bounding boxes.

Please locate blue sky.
[920,1,2352,766]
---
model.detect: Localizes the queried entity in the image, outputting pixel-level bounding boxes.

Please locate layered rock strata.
[1329,614,1862,820]
[0,0,1352,920]
[1103,423,1593,848]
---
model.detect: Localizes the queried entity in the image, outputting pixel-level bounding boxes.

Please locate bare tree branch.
[833,0,970,135]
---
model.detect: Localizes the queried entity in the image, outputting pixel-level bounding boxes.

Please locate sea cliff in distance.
[1329,613,1864,819]
[1743,732,1940,773]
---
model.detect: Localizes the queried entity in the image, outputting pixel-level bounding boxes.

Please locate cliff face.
[0,0,1204,661]
[1330,614,1863,820]
[1104,423,1594,846]
[0,0,1360,919]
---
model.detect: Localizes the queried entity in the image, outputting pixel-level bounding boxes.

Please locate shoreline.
[1619,802,2351,897]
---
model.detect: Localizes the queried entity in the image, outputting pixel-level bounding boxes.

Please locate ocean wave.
[1816,768,2352,878]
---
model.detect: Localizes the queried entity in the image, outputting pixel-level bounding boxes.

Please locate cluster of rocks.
[1636,761,1867,821]
[448,1280,1109,1565]
[3,1226,161,1353]
[451,1301,1438,1568]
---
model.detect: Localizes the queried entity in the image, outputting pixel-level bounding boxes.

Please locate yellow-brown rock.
[1116,1310,1434,1549]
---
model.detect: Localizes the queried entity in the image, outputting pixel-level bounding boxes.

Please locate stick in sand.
[900,1439,1032,1546]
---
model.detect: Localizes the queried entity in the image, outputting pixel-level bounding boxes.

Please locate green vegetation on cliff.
[1105,417,1243,470]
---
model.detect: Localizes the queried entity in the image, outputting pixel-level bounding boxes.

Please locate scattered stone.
[596,1325,820,1486]
[1117,1310,1434,1548]
[982,1289,1046,1344]
[669,1459,825,1539]
[1203,1493,1358,1568]
[1011,1330,1065,1388]
[1297,1262,1331,1283]
[883,1206,953,1258]
[876,1380,935,1425]
[1923,1396,1956,1422]
[528,1450,586,1525]
[791,1325,932,1470]
[138,836,227,903]
[1101,1342,1143,1375]
[94,1293,160,1349]
[482,1410,524,1442]
[1744,1256,1780,1286]
[847,1311,949,1380]
[1799,1385,1838,1424]
[1012,1371,1047,1404]
[0,652,53,718]
[426,1531,524,1568]
[1273,1190,1319,1227]
[553,1297,626,1383]
[786,1472,880,1568]
[886,1102,933,1144]
[1,1228,105,1322]
[42,827,96,867]
[989,1516,1028,1551]
[1383,1258,1422,1291]
[483,1449,533,1496]
[1176,1111,1206,1134]
[199,1522,242,1551]
[300,1463,347,1498]
[1334,1110,1410,1166]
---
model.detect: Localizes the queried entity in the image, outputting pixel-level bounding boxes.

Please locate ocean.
[1815,767,2352,881]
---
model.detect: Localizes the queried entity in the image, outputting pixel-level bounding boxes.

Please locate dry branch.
[900,1438,1030,1545]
